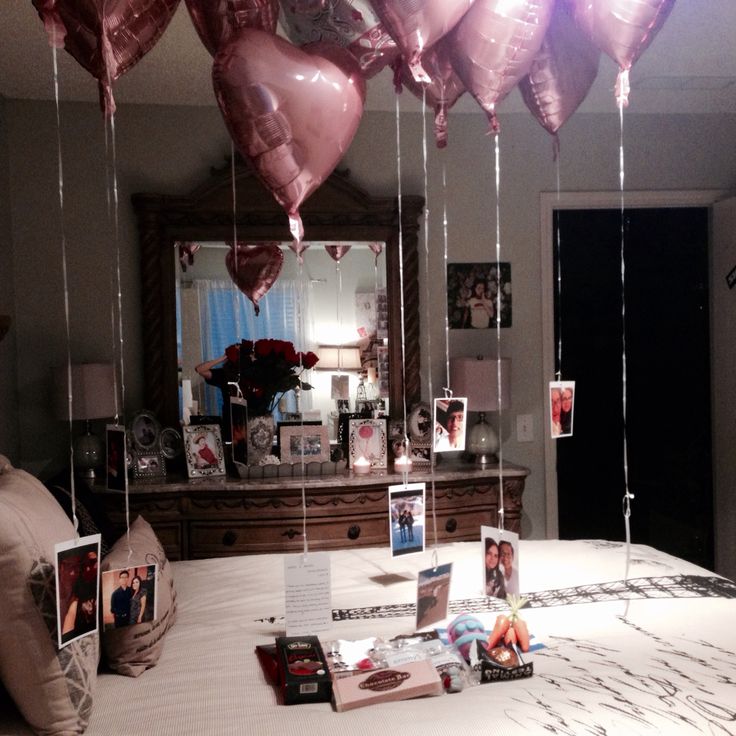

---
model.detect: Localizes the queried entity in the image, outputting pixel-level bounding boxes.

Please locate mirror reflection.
[176,241,388,439]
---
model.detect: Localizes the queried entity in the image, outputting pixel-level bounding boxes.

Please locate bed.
[3,532,735,736]
[2,460,735,735]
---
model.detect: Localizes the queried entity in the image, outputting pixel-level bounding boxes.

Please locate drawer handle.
[347,525,361,540]
[282,528,300,540]
[222,530,238,546]
[445,518,458,534]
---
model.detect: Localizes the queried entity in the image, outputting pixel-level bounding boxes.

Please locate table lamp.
[54,363,116,480]
[450,356,511,465]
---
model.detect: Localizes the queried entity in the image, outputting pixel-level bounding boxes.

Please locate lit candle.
[353,456,371,475]
[394,455,413,474]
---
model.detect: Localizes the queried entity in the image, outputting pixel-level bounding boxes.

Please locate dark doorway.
[554,207,713,569]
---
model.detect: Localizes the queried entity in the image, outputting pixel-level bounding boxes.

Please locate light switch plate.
[517,414,534,443]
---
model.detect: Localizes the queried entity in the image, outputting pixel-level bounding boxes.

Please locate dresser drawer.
[189,515,390,557]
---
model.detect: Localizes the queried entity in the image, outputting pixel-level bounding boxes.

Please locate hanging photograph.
[183,424,226,477]
[447,262,512,329]
[106,424,127,492]
[101,564,158,630]
[416,562,453,630]
[55,534,101,648]
[433,397,468,452]
[481,526,520,600]
[549,380,576,439]
[389,483,425,557]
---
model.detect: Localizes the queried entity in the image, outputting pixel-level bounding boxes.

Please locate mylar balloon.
[185,0,279,57]
[570,0,675,106]
[279,0,398,78]
[449,0,553,125]
[371,0,475,82]
[518,0,600,135]
[32,0,181,116]
[325,244,352,262]
[213,29,366,258]
[400,39,465,148]
[225,243,284,315]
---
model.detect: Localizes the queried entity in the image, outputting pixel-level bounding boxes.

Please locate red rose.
[300,351,319,369]
[225,344,240,364]
[254,339,273,358]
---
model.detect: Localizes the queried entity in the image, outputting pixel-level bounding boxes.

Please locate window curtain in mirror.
[194,278,313,420]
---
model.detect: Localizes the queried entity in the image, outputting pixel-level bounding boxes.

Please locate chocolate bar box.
[275,636,332,705]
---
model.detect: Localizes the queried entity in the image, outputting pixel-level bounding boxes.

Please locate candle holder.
[352,456,371,475]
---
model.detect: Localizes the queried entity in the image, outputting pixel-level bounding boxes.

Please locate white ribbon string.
[296,259,309,557]
[51,42,79,539]
[420,88,439,552]
[619,101,634,615]
[442,161,451,394]
[394,92,410,466]
[492,127,505,531]
[555,151,563,382]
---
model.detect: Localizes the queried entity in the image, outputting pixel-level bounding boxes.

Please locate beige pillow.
[101,515,177,676]
[0,458,99,736]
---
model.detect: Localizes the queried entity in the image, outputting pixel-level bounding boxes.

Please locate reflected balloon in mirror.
[213,29,366,256]
[32,0,181,116]
[325,244,352,262]
[184,0,279,57]
[225,244,284,316]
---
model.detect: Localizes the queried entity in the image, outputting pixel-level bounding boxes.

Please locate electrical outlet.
[517,414,534,443]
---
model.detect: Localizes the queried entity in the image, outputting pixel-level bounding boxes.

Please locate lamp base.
[472,451,499,466]
[466,412,500,466]
[73,422,103,480]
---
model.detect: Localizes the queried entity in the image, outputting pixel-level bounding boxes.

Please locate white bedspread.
[3,540,735,735]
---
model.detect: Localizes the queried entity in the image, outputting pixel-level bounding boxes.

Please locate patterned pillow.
[101,515,177,676]
[0,455,99,735]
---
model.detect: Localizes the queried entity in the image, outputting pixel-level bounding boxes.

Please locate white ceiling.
[1,1,735,117]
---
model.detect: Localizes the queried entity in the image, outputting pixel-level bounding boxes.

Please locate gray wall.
[0,96,19,460]
[1,99,735,567]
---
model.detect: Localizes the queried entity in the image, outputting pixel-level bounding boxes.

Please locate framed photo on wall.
[280,425,330,463]
[446,262,512,329]
[183,424,226,478]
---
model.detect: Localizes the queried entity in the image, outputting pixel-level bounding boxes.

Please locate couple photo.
[102,565,158,631]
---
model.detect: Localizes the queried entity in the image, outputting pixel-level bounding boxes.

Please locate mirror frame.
[132,157,424,429]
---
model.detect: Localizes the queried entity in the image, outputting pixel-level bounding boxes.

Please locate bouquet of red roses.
[232,339,319,417]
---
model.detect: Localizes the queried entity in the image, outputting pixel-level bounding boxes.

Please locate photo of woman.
[433,397,467,452]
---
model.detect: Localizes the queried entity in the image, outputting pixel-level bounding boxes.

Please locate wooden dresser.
[95,463,529,560]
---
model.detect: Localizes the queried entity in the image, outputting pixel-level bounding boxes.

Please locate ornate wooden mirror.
[133,158,424,429]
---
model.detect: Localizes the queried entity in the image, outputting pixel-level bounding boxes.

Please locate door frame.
[540,189,728,539]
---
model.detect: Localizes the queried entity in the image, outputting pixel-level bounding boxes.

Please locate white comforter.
[3,540,736,735]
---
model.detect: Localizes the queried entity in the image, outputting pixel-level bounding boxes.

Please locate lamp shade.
[316,346,362,371]
[54,363,116,420]
[450,356,511,412]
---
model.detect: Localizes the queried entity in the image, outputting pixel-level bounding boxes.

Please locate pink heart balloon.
[399,39,465,148]
[184,0,279,57]
[371,0,475,82]
[325,244,352,262]
[225,243,284,316]
[570,0,674,106]
[213,29,366,256]
[33,0,181,116]
[518,0,600,135]
[280,0,398,78]
[449,0,553,125]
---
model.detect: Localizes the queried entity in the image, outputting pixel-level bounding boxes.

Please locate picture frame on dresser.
[280,425,330,464]
[183,424,226,478]
[134,452,166,479]
[348,418,387,469]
